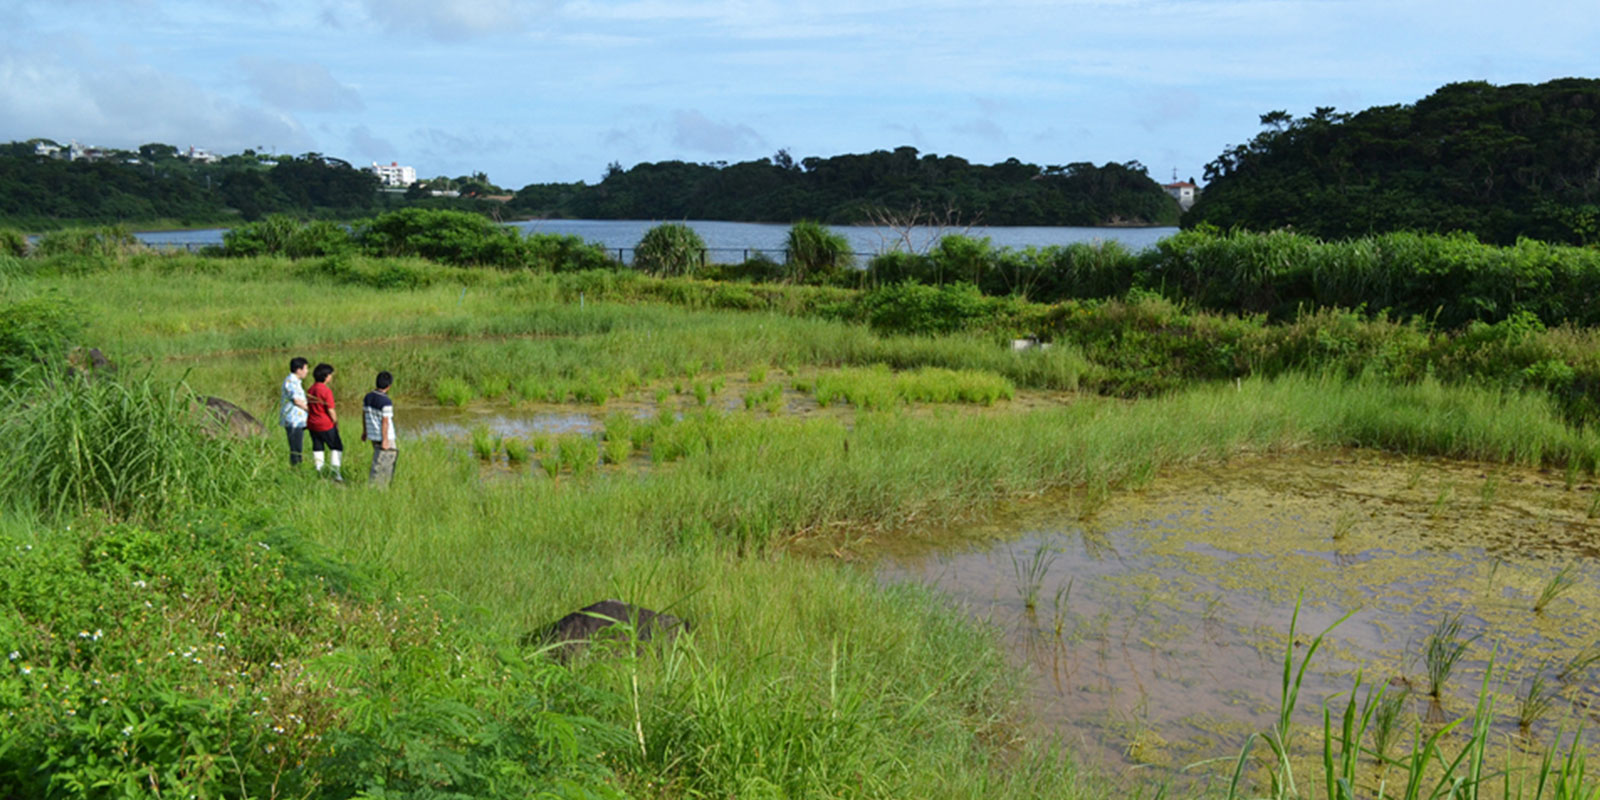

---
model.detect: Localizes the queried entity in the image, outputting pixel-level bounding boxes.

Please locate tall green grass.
[0,373,263,520]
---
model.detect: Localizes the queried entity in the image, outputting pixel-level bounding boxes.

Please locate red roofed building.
[1163,181,1197,212]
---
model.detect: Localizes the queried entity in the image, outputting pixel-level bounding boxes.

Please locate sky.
[1,0,1596,190]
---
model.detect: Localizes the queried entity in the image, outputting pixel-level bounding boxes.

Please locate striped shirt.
[280,374,307,429]
[363,390,395,445]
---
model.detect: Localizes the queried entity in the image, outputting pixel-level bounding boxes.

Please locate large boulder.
[525,599,688,661]
[199,396,265,438]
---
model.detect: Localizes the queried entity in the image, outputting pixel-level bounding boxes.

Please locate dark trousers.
[310,426,344,452]
[286,426,305,465]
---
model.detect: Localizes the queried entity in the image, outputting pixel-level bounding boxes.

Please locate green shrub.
[0,516,624,798]
[634,223,706,276]
[358,209,526,267]
[859,282,996,336]
[522,232,616,272]
[785,220,854,281]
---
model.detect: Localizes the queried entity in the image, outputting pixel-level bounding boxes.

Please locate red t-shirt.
[306,382,336,432]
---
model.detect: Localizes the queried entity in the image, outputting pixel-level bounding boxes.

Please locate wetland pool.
[882,450,1600,779]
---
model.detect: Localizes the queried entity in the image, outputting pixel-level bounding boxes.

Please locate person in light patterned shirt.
[279,357,309,466]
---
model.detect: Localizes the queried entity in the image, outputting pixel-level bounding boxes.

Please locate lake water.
[136,219,1176,258]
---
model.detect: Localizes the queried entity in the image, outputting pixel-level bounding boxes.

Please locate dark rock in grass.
[63,346,116,380]
[524,599,688,661]
[199,396,265,438]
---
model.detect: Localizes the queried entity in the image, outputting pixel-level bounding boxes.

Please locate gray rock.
[199,396,265,438]
[525,599,688,660]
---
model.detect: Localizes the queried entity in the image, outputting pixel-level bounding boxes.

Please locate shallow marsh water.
[882,450,1600,781]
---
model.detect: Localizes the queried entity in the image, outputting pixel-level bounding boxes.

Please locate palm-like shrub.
[785,220,853,281]
[634,223,705,276]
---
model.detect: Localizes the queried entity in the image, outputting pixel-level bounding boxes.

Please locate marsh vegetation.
[5,229,1600,798]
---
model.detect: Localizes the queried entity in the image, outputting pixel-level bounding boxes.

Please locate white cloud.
[0,43,309,153]
[240,56,363,112]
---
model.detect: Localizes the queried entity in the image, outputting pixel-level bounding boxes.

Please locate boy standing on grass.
[280,357,309,466]
[307,362,344,482]
[362,370,397,487]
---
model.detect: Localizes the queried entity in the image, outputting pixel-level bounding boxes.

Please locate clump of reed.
[470,425,499,461]
[743,383,784,413]
[435,376,474,407]
[601,414,635,465]
[557,435,599,477]
[503,437,530,465]
[475,374,511,401]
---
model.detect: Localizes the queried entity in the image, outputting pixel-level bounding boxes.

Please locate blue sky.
[1,0,1595,189]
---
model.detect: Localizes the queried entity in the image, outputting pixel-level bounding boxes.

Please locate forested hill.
[511,148,1181,226]
[1185,78,1600,245]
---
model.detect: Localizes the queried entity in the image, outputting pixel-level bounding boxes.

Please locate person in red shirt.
[306,363,344,482]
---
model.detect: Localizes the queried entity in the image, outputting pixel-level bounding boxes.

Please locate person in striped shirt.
[361,370,397,487]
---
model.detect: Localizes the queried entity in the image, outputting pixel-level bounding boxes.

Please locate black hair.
[290,357,309,373]
[313,363,334,383]
[375,370,393,390]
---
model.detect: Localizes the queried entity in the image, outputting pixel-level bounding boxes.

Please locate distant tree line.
[1186,78,1600,245]
[0,141,385,226]
[509,147,1181,226]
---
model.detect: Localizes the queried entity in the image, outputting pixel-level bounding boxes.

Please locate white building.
[1163,181,1198,212]
[366,161,418,188]
[185,146,219,164]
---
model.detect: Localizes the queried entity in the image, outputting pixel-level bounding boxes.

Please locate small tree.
[633,223,705,276]
[785,220,853,283]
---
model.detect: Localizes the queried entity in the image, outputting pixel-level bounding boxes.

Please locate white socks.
[313,451,326,471]
[330,451,342,472]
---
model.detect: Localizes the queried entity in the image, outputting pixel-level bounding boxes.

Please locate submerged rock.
[525,599,688,660]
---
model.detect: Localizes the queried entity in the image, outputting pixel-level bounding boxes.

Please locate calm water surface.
[137,219,1175,256]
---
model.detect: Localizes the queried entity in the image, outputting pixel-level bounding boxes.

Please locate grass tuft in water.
[1533,564,1579,614]
[1515,668,1558,736]
[1423,611,1478,702]
[504,437,530,465]
[1009,545,1056,613]
[470,425,497,461]
[1367,681,1409,765]
[435,376,474,407]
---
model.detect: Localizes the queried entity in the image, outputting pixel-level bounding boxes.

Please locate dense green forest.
[0,140,1178,229]
[511,148,1182,226]
[0,141,515,228]
[1186,78,1600,245]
